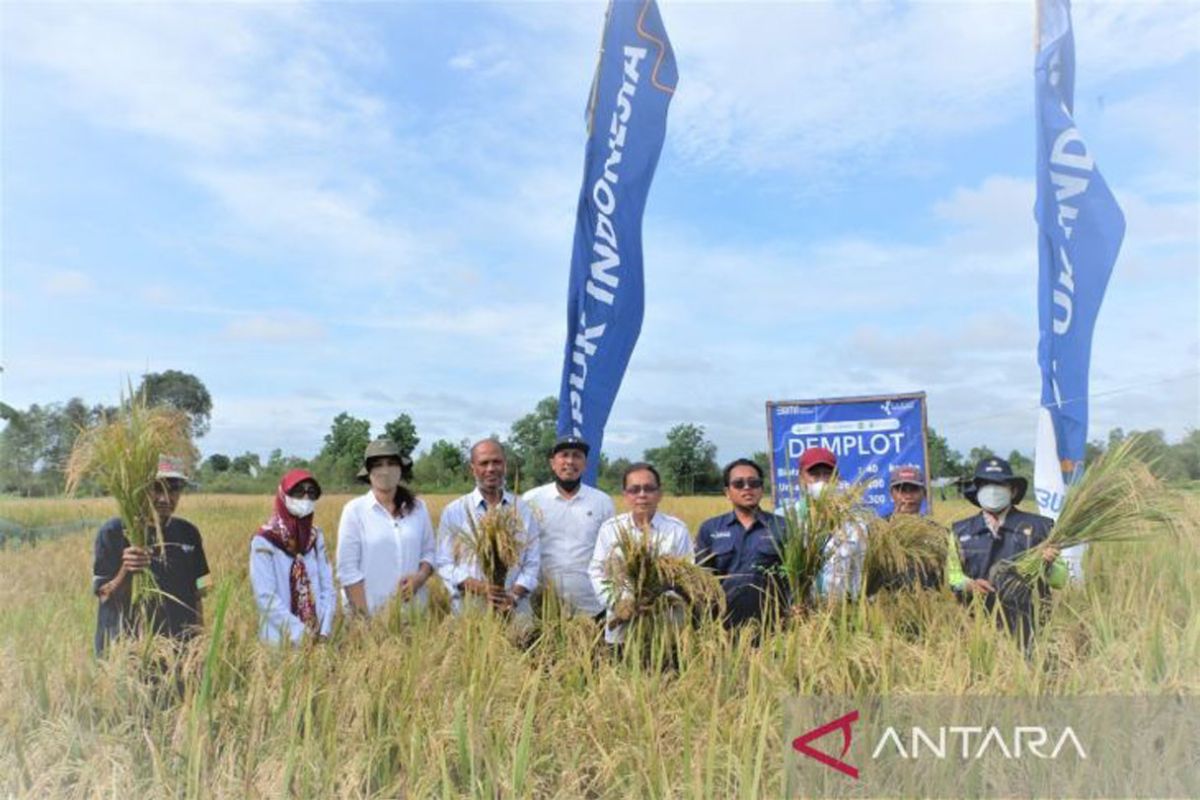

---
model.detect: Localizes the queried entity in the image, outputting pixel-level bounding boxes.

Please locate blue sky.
[2,1,1197,466]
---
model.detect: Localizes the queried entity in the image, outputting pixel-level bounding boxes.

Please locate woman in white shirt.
[250,469,337,644]
[336,438,436,617]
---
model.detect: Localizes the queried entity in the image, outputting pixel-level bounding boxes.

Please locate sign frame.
[765,391,932,514]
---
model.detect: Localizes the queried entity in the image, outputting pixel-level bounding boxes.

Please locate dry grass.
[0,490,1197,797]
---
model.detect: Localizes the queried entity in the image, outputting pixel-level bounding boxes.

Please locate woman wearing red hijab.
[250,469,336,644]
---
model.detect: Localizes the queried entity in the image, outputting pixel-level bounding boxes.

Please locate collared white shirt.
[335,492,437,616]
[250,528,337,644]
[522,482,615,616]
[588,511,693,644]
[982,508,1010,538]
[435,487,541,614]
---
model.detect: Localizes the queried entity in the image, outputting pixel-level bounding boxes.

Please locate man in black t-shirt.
[92,456,211,655]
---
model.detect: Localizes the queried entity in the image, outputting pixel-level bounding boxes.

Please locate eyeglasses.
[623,484,660,495]
[288,484,321,499]
[729,478,764,490]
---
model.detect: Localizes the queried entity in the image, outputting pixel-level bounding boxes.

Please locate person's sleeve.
[436,502,468,597]
[601,493,617,523]
[675,521,695,561]
[250,540,305,644]
[945,531,968,591]
[694,520,713,568]
[194,529,212,593]
[315,530,337,637]
[512,504,540,593]
[1046,557,1069,590]
[417,502,437,569]
[335,502,364,588]
[589,524,615,608]
[92,523,122,595]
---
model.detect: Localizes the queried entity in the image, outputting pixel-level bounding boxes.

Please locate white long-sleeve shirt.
[336,493,437,616]
[522,482,615,616]
[588,511,693,644]
[250,528,336,645]
[436,487,541,614]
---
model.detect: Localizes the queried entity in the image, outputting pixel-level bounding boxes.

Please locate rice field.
[0,491,1196,798]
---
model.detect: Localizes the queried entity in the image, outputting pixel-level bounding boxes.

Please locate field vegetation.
[1,492,1196,797]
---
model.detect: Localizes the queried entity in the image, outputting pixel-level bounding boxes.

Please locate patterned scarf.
[255,470,319,632]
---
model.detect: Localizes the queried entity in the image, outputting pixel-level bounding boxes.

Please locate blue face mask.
[977,484,1012,513]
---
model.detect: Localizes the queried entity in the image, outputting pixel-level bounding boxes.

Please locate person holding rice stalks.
[864,464,945,595]
[436,439,541,616]
[250,469,336,644]
[336,439,436,618]
[588,462,706,646]
[91,455,211,656]
[696,458,785,629]
[948,457,1066,641]
[774,447,868,603]
[522,435,615,619]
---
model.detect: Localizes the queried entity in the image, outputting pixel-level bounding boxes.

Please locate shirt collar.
[982,508,1010,537]
[470,486,511,510]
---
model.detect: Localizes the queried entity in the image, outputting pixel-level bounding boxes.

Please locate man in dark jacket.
[696,458,784,629]
[948,457,1066,643]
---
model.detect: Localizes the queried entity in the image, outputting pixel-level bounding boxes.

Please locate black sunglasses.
[287,483,321,500]
[729,478,764,490]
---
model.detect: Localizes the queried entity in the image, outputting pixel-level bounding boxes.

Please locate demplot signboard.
[766,392,931,516]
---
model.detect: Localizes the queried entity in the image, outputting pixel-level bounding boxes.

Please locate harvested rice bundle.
[1008,435,1174,585]
[864,514,947,592]
[451,503,527,592]
[772,481,869,608]
[601,522,723,627]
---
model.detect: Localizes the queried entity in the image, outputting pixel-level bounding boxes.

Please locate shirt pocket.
[703,535,737,574]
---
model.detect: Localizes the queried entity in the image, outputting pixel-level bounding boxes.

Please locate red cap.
[798,447,837,472]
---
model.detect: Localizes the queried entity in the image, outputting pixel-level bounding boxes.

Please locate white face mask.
[369,465,402,493]
[284,496,316,518]
[976,484,1012,513]
[806,480,827,499]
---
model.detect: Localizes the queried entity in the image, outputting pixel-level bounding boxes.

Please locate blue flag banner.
[767,394,931,517]
[557,0,677,485]
[1032,0,1125,578]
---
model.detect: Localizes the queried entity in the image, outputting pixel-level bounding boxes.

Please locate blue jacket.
[950,507,1055,584]
[696,509,784,627]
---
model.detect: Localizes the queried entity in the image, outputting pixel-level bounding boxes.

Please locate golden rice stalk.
[772,480,869,607]
[864,514,946,589]
[64,387,193,606]
[452,504,526,588]
[1010,434,1175,583]
[602,522,724,620]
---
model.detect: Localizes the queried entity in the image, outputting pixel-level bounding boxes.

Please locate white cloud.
[42,269,94,296]
[223,314,325,342]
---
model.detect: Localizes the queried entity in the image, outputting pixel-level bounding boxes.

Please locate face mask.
[369,465,402,493]
[976,484,1012,513]
[806,481,827,499]
[555,476,582,493]
[284,496,316,518]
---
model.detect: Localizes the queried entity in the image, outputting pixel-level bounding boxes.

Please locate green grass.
[0,492,1196,797]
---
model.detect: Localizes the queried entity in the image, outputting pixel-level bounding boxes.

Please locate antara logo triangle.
[792,710,860,779]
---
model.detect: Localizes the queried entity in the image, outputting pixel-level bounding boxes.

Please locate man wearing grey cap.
[886,464,927,518]
[522,435,615,618]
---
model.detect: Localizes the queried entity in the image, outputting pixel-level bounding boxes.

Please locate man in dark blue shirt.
[696,459,784,628]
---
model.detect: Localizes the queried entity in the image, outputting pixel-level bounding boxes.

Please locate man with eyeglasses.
[588,462,693,645]
[92,455,211,655]
[695,459,784,628]
[522,435,614,619]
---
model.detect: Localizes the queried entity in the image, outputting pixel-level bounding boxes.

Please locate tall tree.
[644,423,720,495]
[925,426,964,478]
[505,397,559,489]
[313,413,371,486]
[383,413,420,459]
[413,439,469,489]
[136,370,213,438]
